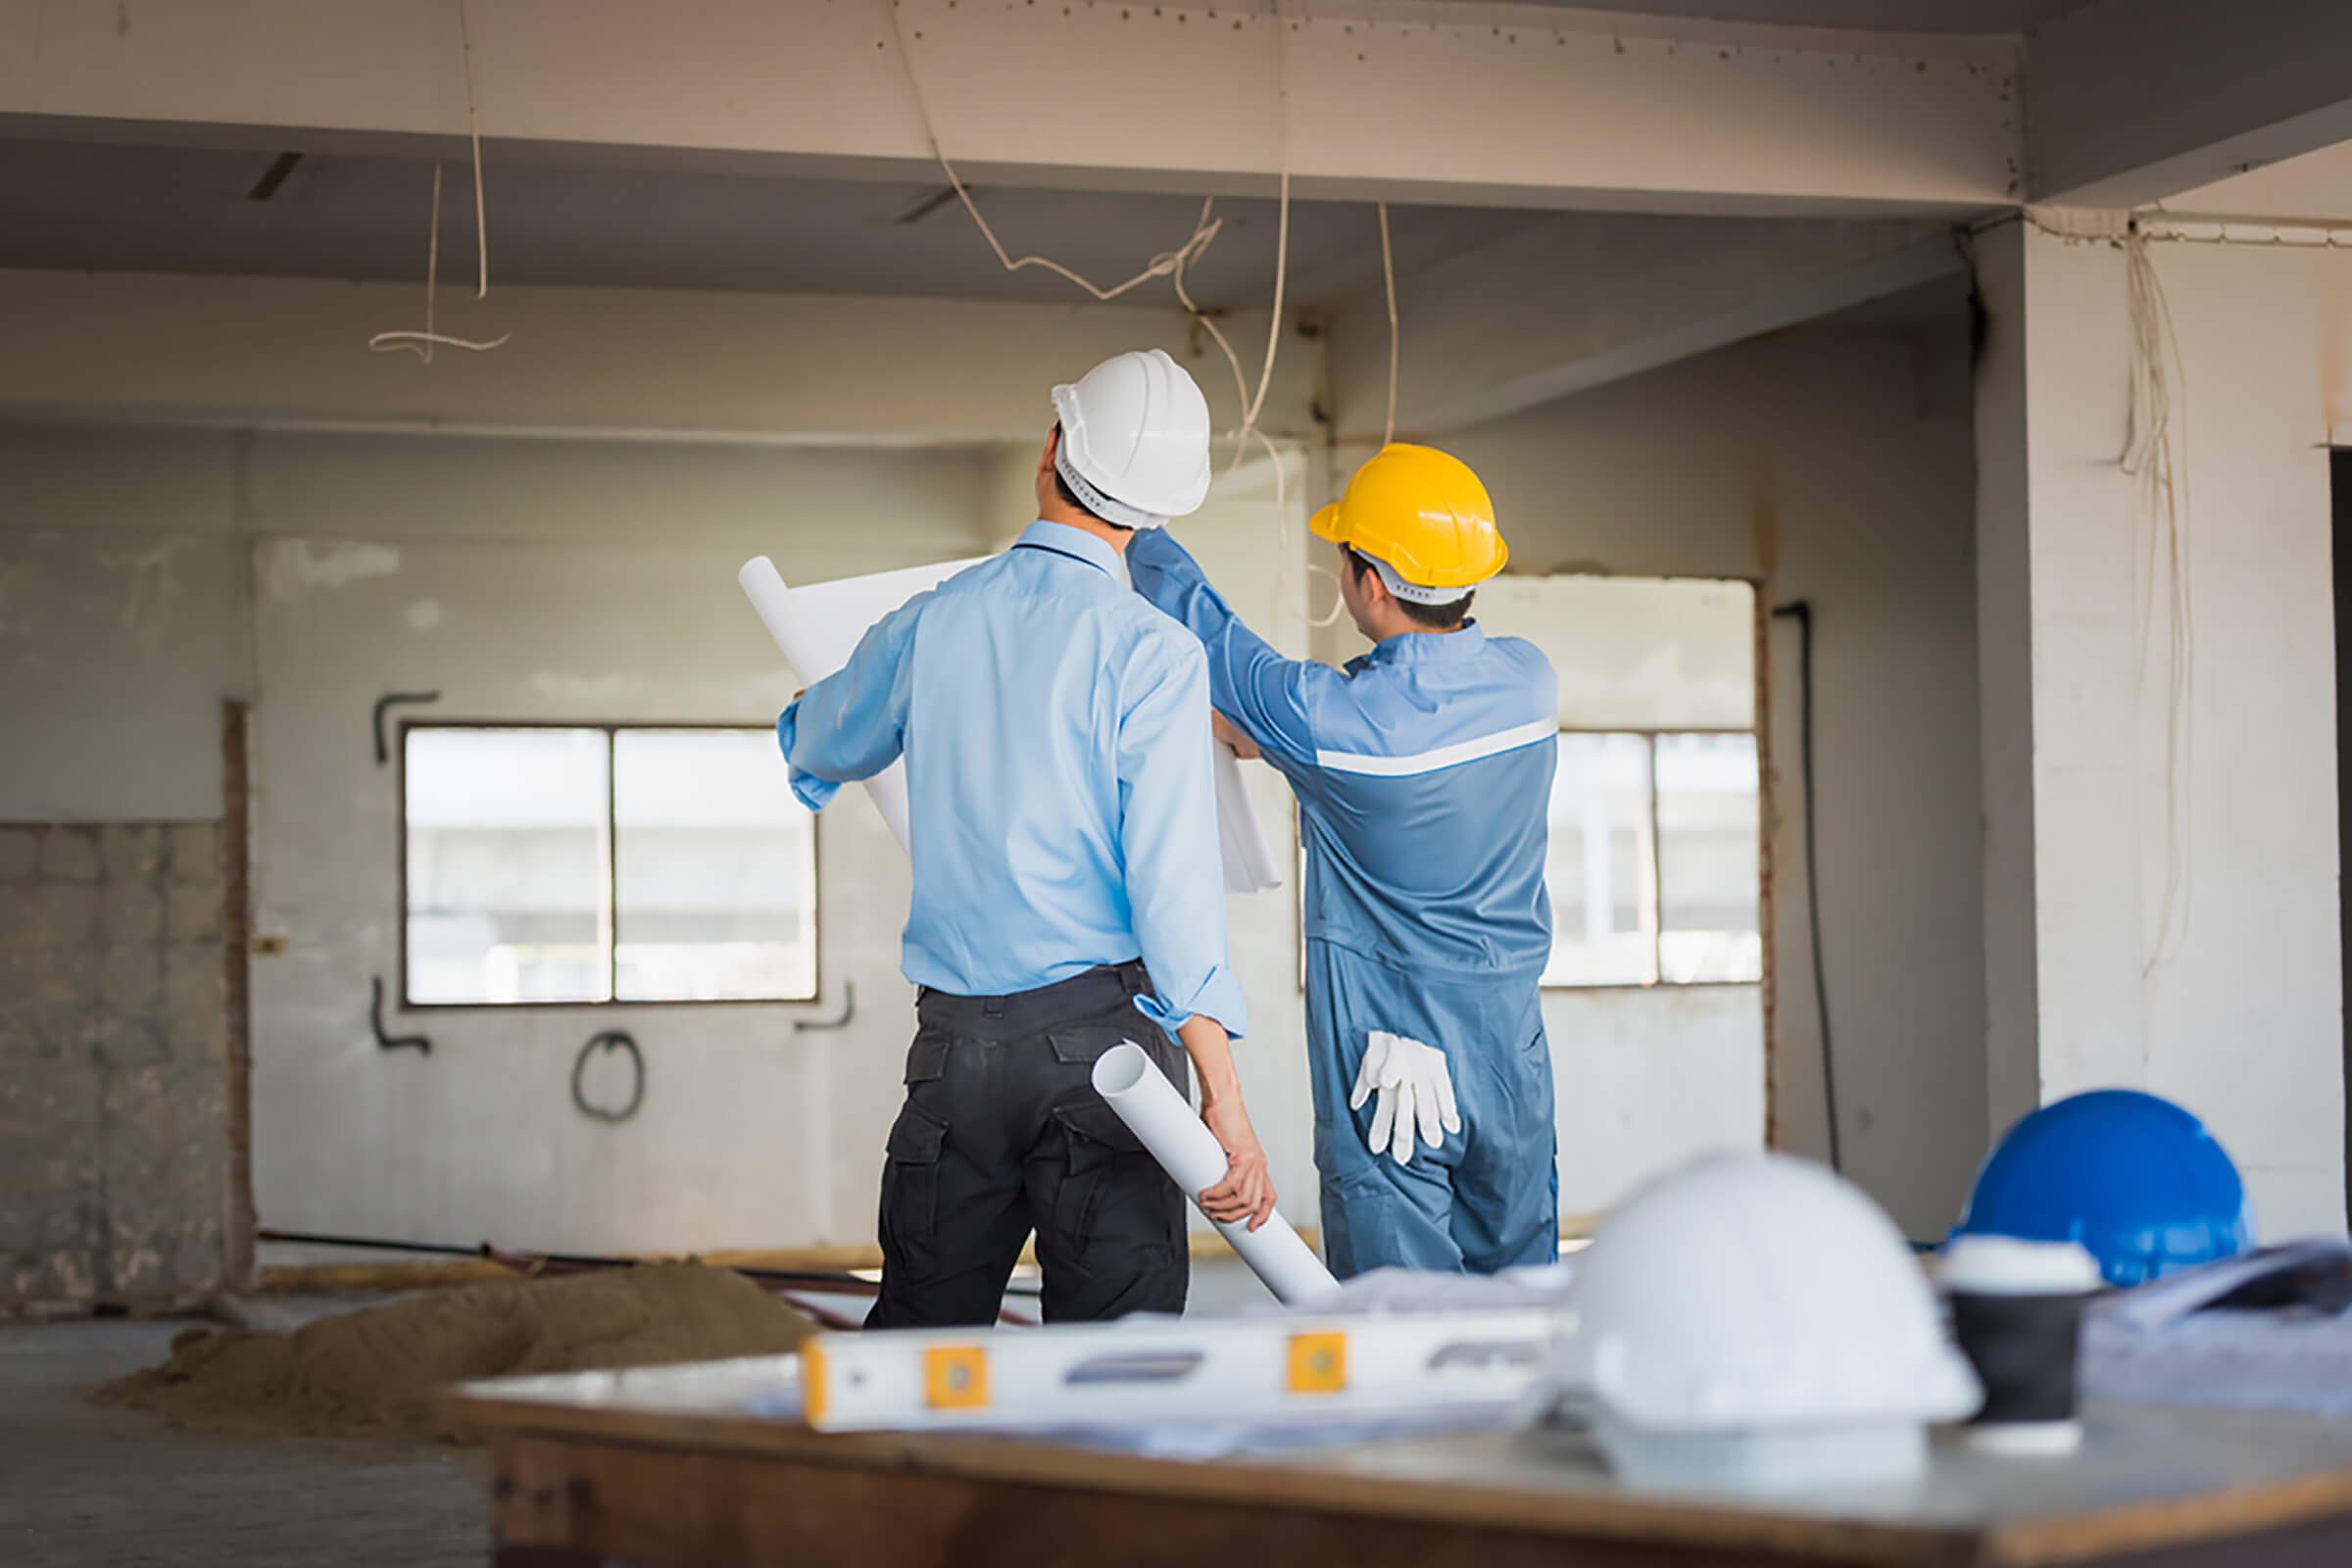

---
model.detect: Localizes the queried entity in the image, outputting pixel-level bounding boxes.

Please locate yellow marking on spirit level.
[923,1345,991,1410]
[1287,1331,1348,1395]
[801,1341,830,1427]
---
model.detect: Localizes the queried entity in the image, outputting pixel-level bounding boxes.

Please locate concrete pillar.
[1973,217,2348,1234]
[1974,220,2152,1136]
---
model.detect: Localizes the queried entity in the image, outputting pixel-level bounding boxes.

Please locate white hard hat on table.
[1550,1152,1982,1490]
[1051,349,1213,529]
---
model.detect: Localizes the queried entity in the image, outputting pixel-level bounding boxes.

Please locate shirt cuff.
[775,702,842,812]
[1133,969,1248,1042]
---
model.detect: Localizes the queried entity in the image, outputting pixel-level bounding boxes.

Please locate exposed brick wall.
[0,823,234,1310]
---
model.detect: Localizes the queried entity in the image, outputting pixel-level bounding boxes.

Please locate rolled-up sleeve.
[1114,633,1248,1039]
[1127,527,1326,768]
[776,591,929,810]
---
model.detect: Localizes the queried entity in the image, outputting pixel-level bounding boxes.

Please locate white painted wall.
[1446,320,1985,1239]
[0,425,254,821]
[0,418,1325,1254]
[1478,573,1756,731]
[1976,222,2350,1238]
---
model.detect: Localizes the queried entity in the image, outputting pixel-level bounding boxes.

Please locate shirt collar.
[1363,619,1489,665]
[1013,519,1124,578]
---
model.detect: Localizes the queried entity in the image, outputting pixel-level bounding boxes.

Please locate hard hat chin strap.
[1364,552,1469,606]
[1054,445,1166,531]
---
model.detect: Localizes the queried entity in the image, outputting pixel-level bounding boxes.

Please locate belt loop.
[983,996,1005,1018]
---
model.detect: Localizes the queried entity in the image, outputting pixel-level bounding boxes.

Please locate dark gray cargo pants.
[864,960,1191,1328]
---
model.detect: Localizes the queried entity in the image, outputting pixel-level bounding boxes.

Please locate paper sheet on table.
[741,554,1282,894]
[2082,1240,2352,1418]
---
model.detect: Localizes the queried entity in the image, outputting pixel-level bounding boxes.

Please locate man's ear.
[1038,425,1058,482]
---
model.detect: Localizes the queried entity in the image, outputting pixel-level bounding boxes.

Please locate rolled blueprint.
[1213,744,1283,895]
[740,553,1282,892]
[1092,1043,1337,1303]
[739,555,980,852]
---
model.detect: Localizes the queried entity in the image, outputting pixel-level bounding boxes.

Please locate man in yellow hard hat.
[1126,444,1558,1276]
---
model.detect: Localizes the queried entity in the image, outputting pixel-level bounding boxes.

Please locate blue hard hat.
[1951,1089,2254,1290]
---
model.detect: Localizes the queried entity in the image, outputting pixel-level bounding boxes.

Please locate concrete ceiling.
[2166,139,2352,223]
[0,133,1550,311]
[1486,0,2090,31]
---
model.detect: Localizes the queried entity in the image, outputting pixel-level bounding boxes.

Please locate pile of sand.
[97,1262,814,1443]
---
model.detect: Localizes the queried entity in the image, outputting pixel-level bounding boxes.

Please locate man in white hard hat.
[780,349,1274,1326]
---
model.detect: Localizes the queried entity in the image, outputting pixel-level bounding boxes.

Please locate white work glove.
[1348,1031,1462,1166]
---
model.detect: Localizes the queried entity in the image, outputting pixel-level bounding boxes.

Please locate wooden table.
[449,1354,2352,1567]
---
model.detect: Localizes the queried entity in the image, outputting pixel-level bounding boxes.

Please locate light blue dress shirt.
[778,521,1247,1037]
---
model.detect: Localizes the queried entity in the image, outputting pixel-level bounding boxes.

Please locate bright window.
[403,725,816,1006]
[1543,731,1761,988]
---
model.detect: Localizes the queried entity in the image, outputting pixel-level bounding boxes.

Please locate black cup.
[1941,1236,2102,1454]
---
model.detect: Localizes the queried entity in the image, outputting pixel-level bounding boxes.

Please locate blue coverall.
[1128,530,1560,1276]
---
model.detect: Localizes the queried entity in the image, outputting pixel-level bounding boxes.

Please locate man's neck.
[1038,506,1134,557]
[1366,613,1462,641]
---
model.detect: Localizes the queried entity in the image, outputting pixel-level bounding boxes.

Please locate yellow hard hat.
[1309,443,1505,593]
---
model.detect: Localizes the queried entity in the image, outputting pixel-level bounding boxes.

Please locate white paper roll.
[739,554,974,852]
[737,556,795,650]
[1212,743,1283,895]
[1092,1043,1337,1304]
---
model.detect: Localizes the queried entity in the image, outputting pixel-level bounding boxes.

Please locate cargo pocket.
[878,1103,948,1278]
[904,1025,952,1085]
[1046,1021,1136,1068]
[1047,1100,1156,1260]
[1050,1020,1184,1091]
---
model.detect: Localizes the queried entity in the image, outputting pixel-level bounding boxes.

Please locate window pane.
[1544,733,1655,986]
[613,730,817,1003]
[406,729,611,1004]
[1655,732,1763,984]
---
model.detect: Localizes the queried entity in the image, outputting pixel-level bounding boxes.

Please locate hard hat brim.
[1308,502,1348,546]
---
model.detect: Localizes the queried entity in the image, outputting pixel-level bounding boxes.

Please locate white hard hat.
[1549,1152,1981,1491]
[1050,349,1212,529]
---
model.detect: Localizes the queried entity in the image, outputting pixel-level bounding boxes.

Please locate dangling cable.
[1378,200,1398,448]
[878,0,1310,635]
[460,0,489,301]
[876,0,1222,305]
[1240,167,1292,440]
[1305,197,1399,630]
[369,0,510,359]
[371,163,446,365]
[2121,227,2194,975]
[877,0,1296,484]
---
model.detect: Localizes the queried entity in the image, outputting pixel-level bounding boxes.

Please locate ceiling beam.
[0,0,2020,217]
[2027,0,2352,208]
[1328,215,1962,437]
[0,269,1314,443]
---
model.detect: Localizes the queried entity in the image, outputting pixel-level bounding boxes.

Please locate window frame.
[1541,723,1761,994]
[397,718,821,1011]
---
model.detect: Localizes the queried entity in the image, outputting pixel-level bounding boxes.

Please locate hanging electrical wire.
[370,0,510,361]
[2121,224,2195,975]
[876,0,1342,641]
[1989,209,2201,979]
[875,0,1226,305]
[1378,200,1399,448]
[1299,199,1404,631]
[874,0,1293,459]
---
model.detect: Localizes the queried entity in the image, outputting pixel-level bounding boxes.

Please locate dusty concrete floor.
[0,1260,1272,1566]
[0,1298,488,1568]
